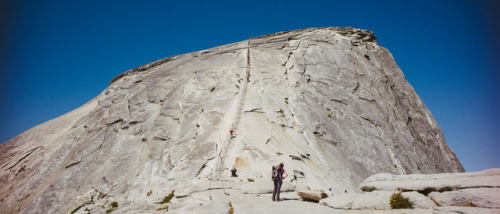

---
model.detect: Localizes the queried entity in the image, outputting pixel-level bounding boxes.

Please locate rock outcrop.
[297,190,328,202]
[360,167,500,193]
[321,168,500,213]
[0,27,464,213]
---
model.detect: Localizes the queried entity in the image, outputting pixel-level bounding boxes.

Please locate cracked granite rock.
[0,27,464,213]
[321,169,500,212]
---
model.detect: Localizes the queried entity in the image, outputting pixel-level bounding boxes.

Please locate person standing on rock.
[272,163,288,201]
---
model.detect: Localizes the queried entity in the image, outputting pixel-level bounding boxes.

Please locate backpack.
[272,165,281,181]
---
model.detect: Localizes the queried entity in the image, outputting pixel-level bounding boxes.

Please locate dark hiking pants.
[273,179,282,200]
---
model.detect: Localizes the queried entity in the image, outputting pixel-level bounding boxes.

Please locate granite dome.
[0,27,464,213]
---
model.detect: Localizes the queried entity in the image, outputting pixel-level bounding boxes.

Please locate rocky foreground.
[322,168,500,213]
[1,27,466,213]
[66,169,500,213]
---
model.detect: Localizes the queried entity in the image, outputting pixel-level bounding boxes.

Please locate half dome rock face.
[0,27,464,213]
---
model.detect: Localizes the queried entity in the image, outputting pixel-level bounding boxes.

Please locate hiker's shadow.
[280,198,300,201]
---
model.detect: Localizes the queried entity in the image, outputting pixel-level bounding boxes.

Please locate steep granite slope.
[0,27,464,213]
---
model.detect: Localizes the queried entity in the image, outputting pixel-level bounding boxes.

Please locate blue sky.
[1,0,498,172]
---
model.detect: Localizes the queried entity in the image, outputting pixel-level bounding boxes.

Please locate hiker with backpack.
[271,163,288,201]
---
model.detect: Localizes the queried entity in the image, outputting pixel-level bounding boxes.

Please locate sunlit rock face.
[0,27,464,213]
[321,169,500,212]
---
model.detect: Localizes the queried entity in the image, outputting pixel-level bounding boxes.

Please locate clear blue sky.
[1,0,498,172]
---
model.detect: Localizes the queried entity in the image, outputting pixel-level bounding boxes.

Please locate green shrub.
[390,192,413,209]
[111,201,118,208]
[159,190,175,204]
[210,87,215,92]
[362,186,374,192]
[466,202,476,207]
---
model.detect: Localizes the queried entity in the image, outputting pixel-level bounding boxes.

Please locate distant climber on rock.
[272,163,288,201]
